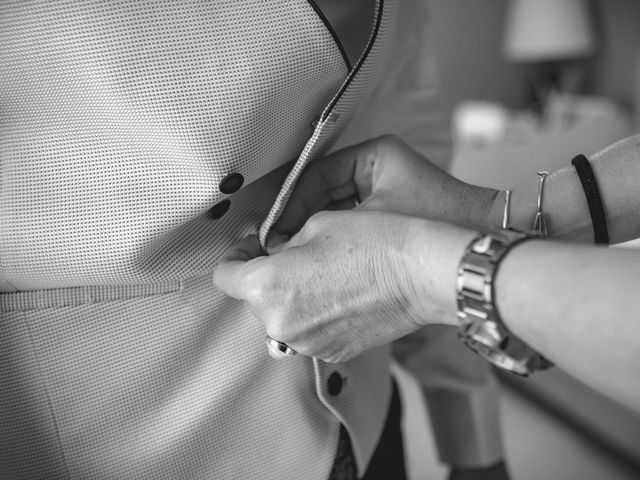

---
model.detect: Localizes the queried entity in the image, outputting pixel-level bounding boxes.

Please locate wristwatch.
[456,229,552,376]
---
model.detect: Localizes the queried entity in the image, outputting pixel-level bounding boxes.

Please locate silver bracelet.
[531,171,549,237]
[501,189,512,230]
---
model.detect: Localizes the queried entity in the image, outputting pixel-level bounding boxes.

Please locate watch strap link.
[456,230,552,376]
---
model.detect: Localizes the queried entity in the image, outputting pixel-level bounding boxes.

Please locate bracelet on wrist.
[572,154,609,245]
[456,229,553,376]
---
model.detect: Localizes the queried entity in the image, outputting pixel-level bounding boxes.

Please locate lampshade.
[503,0,595,62]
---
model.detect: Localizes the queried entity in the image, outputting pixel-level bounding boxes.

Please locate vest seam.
[25,313,73,480]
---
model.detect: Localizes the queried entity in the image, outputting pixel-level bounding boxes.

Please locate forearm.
[496,240,640,411]
[485,134,640,243]
[407,219,640,412]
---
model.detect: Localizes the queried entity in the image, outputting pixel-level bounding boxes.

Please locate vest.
[0,1,397,478]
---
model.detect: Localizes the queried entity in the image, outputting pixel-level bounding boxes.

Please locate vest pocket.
[0,281,182,313]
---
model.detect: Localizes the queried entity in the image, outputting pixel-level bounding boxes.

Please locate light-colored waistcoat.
[0,1,397,478]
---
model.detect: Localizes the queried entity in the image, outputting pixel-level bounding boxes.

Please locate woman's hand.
[214,210,463,363]
[274,135,500,237]
[214,136,488,362]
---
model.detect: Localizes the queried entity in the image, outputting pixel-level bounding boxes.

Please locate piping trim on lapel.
[258,0,386,249]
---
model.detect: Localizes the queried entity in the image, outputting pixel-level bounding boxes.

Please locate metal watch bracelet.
[456,229,552,376]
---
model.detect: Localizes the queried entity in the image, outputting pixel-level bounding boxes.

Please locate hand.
[274,135,499,237]
[214,210,459,363]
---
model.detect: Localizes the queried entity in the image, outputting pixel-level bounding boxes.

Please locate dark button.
[327,371,344,396]
[209,199,231,219]
[219,173,244,194]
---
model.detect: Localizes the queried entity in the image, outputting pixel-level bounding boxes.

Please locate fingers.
[273,158,355,234]
[213,235,264,300]
[356,191,394,212]
[265,231,289,255]
[274,139,384,235]
[222,235,264,262]
[274,135,432,235]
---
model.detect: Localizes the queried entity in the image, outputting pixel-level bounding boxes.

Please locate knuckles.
[264,320,289,345]
[242,260,294,341]
[368,134,405,157]
[302,210,333,235]
[242,259,279,308]
[367,133,402,149]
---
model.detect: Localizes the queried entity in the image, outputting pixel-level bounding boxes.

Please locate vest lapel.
[259,0,395,248]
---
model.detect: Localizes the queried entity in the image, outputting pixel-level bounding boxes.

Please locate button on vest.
[219,173,244,194]
[209,199,231,219]
[327,371,344,396]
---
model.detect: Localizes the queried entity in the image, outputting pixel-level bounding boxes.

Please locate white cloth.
[0,1,502,479]
[1,2,392,479]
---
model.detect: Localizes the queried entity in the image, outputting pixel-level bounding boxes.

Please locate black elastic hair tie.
[571,154,609,245]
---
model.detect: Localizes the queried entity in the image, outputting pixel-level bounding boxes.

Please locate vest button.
[219,173,244,194]
[327,371,343,396]
[209,199,231,219]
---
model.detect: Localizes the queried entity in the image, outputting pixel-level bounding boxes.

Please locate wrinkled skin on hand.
[214,136,493,361]
[214,210,444,363]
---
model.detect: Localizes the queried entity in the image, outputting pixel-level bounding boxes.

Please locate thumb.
[355,190,396,212]
[214,235,264,299]
[265,232,289,255]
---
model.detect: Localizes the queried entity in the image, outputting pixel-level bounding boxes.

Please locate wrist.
[404,218,476,325]
[484,190,506,231]
[485,185,539,234]
[456,230,552,376]
[484,169,595,241]
[460,184,501,231]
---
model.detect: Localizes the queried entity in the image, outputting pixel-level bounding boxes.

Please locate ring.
[265,336,298,357]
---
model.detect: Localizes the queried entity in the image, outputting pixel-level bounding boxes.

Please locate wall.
[427,0,640,114]
[587,0,640,110]
[428,0,527,113]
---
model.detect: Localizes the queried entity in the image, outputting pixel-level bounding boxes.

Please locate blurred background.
[395,0,640,479]
[440,0,639,183]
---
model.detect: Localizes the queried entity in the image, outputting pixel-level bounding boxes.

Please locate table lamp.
[503,0,596,118]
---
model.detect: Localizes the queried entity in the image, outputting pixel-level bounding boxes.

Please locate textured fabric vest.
[0,1,396,479]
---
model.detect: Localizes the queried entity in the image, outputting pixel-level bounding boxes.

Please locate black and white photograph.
[1,1,639,479]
